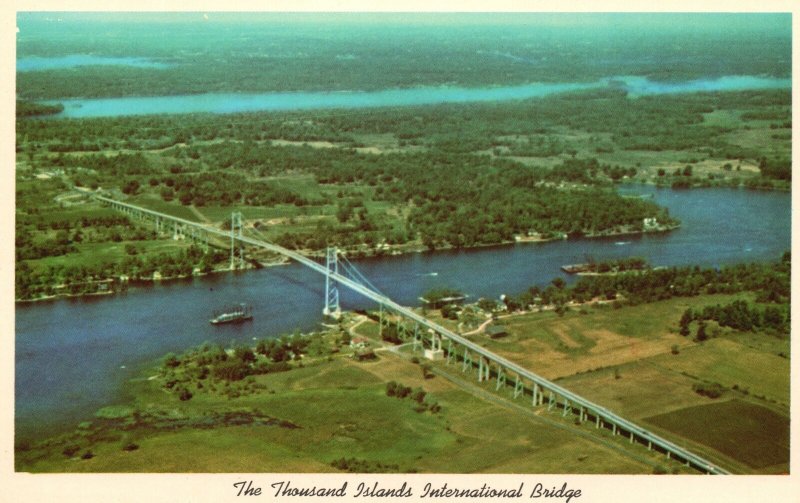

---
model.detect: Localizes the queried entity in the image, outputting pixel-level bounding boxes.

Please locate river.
[14,186,790,440]
[38,75,790,119]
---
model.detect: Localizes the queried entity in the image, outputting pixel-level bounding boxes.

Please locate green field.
[645,400,789,470]
[17,338,675,474]
[33,239,191,269]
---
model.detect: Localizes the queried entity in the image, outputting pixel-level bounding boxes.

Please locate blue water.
[14,187,790,439]
[42,75,791,118]
[612,75,791,97]
[17,54,169,72]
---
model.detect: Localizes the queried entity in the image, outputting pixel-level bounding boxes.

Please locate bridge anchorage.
[94,193,731,475]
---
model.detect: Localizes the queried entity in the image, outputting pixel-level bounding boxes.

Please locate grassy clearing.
[556,359,715,418]
[644,399,789,470]
[468,294,753,380]
[649,337,789,406]
[128,195,200,221]
[29,204,121,224]
[17,344,663,474]
[32,239,190,269]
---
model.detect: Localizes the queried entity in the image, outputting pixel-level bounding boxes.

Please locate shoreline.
[15,224,680,304]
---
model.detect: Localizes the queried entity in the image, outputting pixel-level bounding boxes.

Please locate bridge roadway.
[96,194,730,475]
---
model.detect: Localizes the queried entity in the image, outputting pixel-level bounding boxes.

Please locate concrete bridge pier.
[396,317,407,340]
[514,376,524,398]
[495,366,506,391]
[424,332,444,360]
[412,324,423,352]
[462,349,473,373]
[378,306,385,338]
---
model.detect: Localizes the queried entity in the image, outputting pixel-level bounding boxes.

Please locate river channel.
[15,186,790,440]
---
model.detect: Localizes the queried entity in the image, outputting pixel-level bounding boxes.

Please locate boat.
[561,263,591,274]
[210,303,253,325]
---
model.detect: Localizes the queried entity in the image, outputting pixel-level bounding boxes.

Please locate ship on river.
[210,303,253,325]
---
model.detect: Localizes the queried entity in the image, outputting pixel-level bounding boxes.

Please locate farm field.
[455,295,791,474]
[645,400,789,472]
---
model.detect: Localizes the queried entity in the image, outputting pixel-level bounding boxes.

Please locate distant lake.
[17,54,170,72]
[39,75,791,118]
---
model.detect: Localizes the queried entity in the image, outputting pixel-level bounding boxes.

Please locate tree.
[163,353,180,368]
[212,359,250,381]
[62,445,81,457]
[477,298,497,312]
[679,308,692,336]
[122,179,141,195]
[763,306,784,330]
[234,346,256,363]
[335,202,354,223]
[695,321,708,342]
[440,304,459,320]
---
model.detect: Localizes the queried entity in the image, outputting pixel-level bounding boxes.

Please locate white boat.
[210,303,253,325]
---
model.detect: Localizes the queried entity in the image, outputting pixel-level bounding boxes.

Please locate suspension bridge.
[96,193,730,475]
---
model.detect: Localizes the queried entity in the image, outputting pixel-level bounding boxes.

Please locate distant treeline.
[501,252,790,318]
[16,100,63,117]
[17,19,790,99]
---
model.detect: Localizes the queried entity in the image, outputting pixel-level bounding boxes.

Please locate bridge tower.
[323,247,341,319]
[230,212,244,270]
